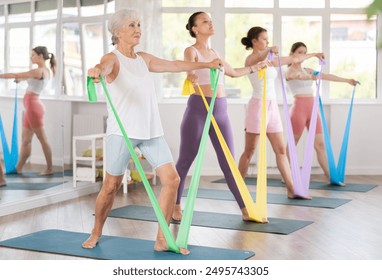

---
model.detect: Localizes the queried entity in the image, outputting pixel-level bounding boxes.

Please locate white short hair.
[108,9,140,45]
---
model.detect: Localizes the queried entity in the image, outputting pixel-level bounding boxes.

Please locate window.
[35,0,58,21]
[63,23,82,97]
[33,24,56,53]
[163,0,210,7]
[0,0,115,97]
[81,0,105,17]
[279,0,324,8]
[330,14,376,99]
[63,0,78,17]
[161,13,195,98]
[8,2,31,23]
[330,0,373,8]
[225,0,274,8]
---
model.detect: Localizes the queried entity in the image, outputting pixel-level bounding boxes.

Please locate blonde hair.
[108,9,140,45]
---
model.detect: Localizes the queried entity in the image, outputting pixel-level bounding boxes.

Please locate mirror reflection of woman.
[0,46,56,175]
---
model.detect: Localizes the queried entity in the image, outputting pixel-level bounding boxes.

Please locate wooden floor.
[0,174,381,260]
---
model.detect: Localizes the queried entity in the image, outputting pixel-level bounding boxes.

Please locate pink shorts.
[245,98,283,134]
[23,93,45,129]
[290,96,322,136]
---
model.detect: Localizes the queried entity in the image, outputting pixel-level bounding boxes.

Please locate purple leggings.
[175,94,245,208]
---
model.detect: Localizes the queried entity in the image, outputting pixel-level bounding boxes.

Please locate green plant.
[365,0,382,48]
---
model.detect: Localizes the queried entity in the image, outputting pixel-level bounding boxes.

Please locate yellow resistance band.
[255,69,268,221]
[183,78,268,222]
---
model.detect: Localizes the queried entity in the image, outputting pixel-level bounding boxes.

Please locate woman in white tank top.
[286,42,357,185]
[0,46,56,176]
[83,9,222,255]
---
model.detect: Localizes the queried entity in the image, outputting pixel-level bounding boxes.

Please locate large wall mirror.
[0,0,114,216]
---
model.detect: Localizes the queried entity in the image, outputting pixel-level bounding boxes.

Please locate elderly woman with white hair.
[83,9,222,255]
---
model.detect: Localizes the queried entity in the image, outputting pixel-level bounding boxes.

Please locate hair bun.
[241,37,249,45]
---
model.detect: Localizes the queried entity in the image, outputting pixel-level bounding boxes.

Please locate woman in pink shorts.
[286,42,357,185]
[0,46,56,175]
[239,27,324,198]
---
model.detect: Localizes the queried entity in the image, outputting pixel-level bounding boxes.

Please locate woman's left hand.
[348,79,358,86]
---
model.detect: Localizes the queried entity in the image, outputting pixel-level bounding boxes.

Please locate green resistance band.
[87,76,180,253]
[176,68,220,248]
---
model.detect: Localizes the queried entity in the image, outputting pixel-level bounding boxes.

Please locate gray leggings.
[175,94,245,208]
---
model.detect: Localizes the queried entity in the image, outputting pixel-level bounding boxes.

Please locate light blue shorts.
[105,135,174,176]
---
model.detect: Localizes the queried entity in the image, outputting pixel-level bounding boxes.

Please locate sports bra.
[286,68,314,96]
[190,46,224,86]
[26,70,51,95]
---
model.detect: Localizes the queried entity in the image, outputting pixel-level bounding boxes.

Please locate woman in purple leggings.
[173,12,268,221]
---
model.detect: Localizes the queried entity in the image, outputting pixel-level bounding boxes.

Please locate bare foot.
[247,217,269,223]
[39,168,53,176]
[0,180,6,187]
[241,207,250,221]
[172,204,182,221]
[82,233,100,249]
[241,208,268,223]
[154,239,190,255]
[288,194,312,200]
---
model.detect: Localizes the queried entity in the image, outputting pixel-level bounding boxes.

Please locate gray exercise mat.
[212,177,377,192]
[109,205,313,235]
[0,182,66,190]
[183,188,351,209]
[0,229,254,260]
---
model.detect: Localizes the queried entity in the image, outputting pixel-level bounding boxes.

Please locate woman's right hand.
[253,59,272,71]
[315,52,325,61]
[209,58,223,70]
[87,66,102,83]
[269,46,279,56]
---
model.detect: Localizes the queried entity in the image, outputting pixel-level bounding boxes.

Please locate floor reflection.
[0,163,101,216]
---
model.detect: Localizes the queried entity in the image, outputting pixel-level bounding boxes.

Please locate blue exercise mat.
[0,181,66,190]
[5,170,73,178]
[183,188,351,209]
[0,229,255,260]
[109,205,313,235]
[212,177,377,192]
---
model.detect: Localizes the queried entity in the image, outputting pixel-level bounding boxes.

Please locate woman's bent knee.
[102,176,123,195]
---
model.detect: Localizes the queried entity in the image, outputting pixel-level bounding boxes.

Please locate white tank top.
[26,70,51,94]
[286,68,314,96]
[248,66,277,100]
[106,49,163,139]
